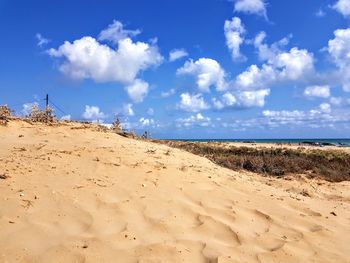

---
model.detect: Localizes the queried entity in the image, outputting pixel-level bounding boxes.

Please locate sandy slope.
[0,120,349,263]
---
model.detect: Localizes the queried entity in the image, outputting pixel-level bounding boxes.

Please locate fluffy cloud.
[304,85,330,98]
[125,79,149,103]
[327,28,350,91]
[36,33,50,47]
[139,117,155,126]
[213,89,270,109]
[235,64,276,90]
[327,29,350,67]
[235,47,314,90]
[123,103,134,116]
[224,17,246,61]
[247,34,314,89]
[330,96,350,106]
[319,103,331,113]
[177,58,227,92]
[212,93,237,109]
[223,104,350,132]
[82,105,106,121]
[48,36,163,84]
[48,21,163,103]
[178,93,210,112]
[262,103,333,126]
[262,109,304,119]
[273,48,314,80]
[169,49,188,62]
[121,117,158,131]
[253,31,291,61]
[237,89,270,107]
[176,113,211,128]
[333,0,350,17]
[234,0,267,18]
[98,20,141,44]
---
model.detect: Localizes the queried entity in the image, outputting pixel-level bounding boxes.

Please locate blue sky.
[1,0,350,139]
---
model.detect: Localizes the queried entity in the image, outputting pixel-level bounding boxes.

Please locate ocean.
[175,139,350,147]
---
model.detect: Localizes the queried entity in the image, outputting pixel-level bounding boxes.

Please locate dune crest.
[0,120,349,262]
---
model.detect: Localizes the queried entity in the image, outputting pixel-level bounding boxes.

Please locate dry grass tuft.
[0,173,9,179]
[111,117,122,132]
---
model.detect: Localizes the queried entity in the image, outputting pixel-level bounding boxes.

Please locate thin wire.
[48,99,67,115]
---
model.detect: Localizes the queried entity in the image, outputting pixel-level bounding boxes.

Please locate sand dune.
[0,120,349,262]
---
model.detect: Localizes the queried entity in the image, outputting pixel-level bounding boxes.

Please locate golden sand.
[0,120,349,262]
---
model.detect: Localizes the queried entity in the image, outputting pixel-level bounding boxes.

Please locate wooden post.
[45,94,49,110]
[45,94,49,122]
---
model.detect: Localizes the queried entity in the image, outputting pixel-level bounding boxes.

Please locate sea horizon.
[165,138,350,146]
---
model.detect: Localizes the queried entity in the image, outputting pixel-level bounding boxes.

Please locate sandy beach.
[223,142,350,153]
[0,119,350,263]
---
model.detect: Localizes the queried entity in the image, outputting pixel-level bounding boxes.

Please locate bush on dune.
[0,105,13,125]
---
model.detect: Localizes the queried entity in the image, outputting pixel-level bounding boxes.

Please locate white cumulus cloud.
[235,64,276,90]
[139,117,155,126]
[262,103,333,128]
[237,89,270,107]
[327,28,350,92]
[177,58,227,92]
[333,0,350,17]
[213,89,270,109]
[225,103,350,131]
[253,31,291,61]
[224,17,246,61]
[235,47,314,90]
[123,103,134,116]
[274,48,314,80]
[178,93,210,112]
[176,113,212,128]
[330,96,350,106]
[82,105,106,121]
[48,21,163,102]
[304,85,330,98]
[125,79,149,103]
[48,36,163,84]
[234,0,267,18]
[319,103,331,113]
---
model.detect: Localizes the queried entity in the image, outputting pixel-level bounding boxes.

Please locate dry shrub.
[0,105,13,125]
[153,141,350,182]
[109,116,141,139]
[28,105,56,123]
[95,124,109,133]
[111,117,122,132]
